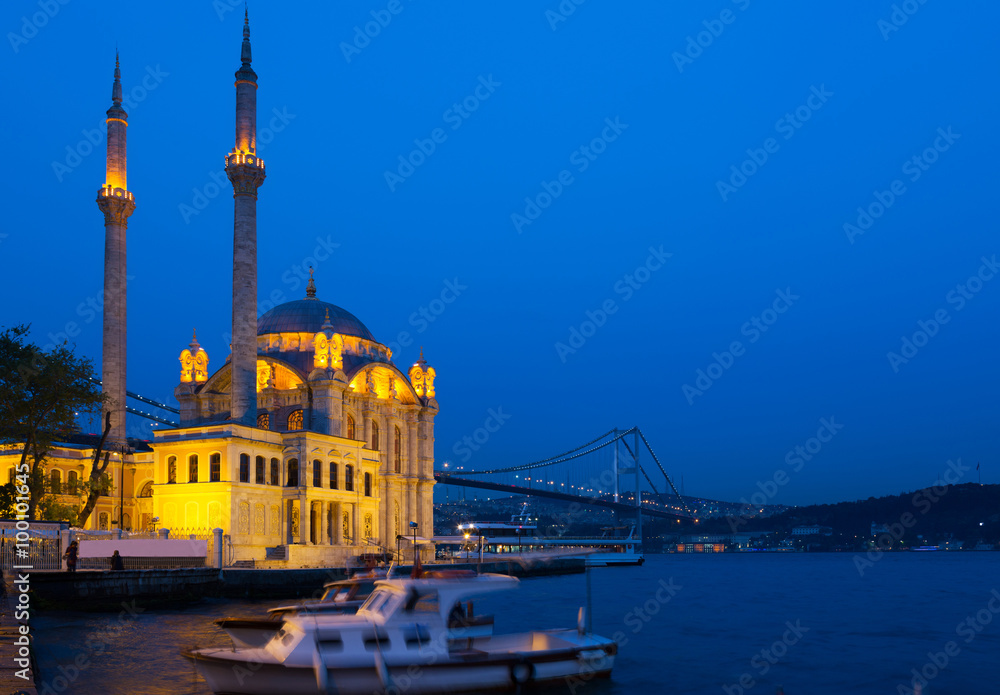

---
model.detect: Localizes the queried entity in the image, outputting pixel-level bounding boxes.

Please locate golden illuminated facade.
[1,442,154,532]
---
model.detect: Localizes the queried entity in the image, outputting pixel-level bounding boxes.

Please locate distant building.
[791,525,831,536]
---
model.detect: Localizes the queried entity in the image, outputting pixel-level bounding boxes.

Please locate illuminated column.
[226,9,266,425]
[334,502,344,545]
[96,54,135,446]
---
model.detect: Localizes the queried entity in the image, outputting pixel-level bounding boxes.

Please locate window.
[270,458,279,486]
[346,415,355,440]
[256,456,265,484]
[50,470,61,494]
[210,453,221,482]
[345,464,354,492]
[313,459,322,487]
[287,459,299,487]
[239,454,250,483]
[139,481,153,497]
[288,409,303,431]
[167,456,177,484]
[68,471,79,495]
[329,462,338,490]
[256,412,270,430]
[364,471,372,497]
[188,454,199,483]
[394,427,402,474]
[371,420,379,451]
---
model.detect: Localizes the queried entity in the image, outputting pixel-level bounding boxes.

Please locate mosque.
[2,13,438,566]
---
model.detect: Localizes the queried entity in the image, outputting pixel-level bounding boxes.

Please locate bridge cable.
[636,428,690,516]
[456,428,633,476]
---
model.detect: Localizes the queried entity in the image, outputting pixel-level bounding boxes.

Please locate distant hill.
[701,483,1000,546]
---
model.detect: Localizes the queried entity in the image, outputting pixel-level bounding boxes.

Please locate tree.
[76,412,116,529]
[0,325,106,519]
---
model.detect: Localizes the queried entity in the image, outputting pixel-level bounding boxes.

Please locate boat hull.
[186,638,615,694]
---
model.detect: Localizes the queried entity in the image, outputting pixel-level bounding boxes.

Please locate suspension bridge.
[434,428,695,532]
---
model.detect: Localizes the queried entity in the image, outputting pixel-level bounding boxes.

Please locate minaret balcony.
[225,152,265,170]
[97,185,134,201]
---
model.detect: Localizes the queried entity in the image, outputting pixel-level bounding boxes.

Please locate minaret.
[96,53,135,445]
[226,9,266,425]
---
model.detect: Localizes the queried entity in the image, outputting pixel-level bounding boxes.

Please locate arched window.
[329,462,338,490]
[138,481,153,498]
[255,456,265,484]
[371,420,379,451]
[239,454,250,483]
[287,409,303,431]
[68,471,79,495]
[346,415,355,440]
[270,458,279,486]
[167,456,177,484]
[286,459,299,487]
[210,453,221,482]
[394,426,402,474]
[364,471,372,497]
[312,459,322,487]
[345,464,354,492]
[188,454,199,483]
[122,513,132,531]
[256,412,270,430]
[50,470,62,494]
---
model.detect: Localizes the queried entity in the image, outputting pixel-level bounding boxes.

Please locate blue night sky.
[2,1,997,505]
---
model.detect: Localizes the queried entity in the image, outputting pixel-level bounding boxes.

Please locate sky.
[2,1,998,506]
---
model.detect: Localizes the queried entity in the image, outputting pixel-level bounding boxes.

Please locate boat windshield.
[359,588,403,618]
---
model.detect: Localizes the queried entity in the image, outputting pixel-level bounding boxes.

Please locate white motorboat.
[216,571,384,649]
[186,571,617,694]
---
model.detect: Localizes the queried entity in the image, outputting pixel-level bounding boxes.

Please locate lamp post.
[409,521,418,566]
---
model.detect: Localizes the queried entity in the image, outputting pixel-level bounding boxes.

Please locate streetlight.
[410,521,418,566]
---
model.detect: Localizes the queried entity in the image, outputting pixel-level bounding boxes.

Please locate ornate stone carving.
[270,505,280,536]
[291,504,300,536]
[238,501,250,534]
[96,189,136,226]
[254,503,265,535]
[364,513,373,540]
[225,159,266,197]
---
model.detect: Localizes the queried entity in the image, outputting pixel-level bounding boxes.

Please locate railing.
[0,536,62,571]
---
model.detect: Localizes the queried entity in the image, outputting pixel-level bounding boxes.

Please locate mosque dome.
[257,299,376,342]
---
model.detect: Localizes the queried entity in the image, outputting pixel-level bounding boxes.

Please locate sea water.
[31,553,1000,694]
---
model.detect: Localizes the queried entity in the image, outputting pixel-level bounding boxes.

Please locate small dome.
[257,299,376,342]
